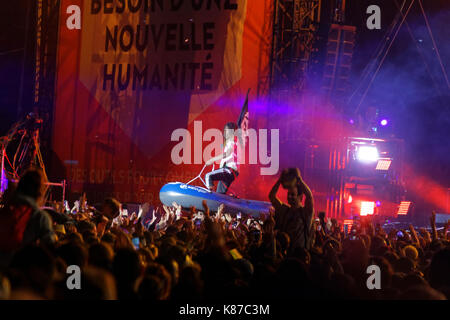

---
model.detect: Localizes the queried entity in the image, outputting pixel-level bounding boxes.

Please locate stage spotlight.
[376,200,381,207]
[380,119,388,126]
[349,118,355,125]
[357,146,379,163]
[360,201,375,216]
[348,195,353,204]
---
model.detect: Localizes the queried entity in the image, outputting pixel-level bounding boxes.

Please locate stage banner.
[53,0,273,204]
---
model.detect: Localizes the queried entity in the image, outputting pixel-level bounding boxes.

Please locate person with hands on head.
[269,168,314,254]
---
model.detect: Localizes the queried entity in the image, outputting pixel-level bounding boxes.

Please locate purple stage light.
[349,119,355,125]
[376,201,381,207]
[380,119,388,126]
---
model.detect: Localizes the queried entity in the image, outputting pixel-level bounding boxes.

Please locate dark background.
[347,0,450,188]
[0,1,36,135]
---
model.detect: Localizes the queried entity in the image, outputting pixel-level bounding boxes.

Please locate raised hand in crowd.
[171,202,182,220]
[409,224,420,247]
[110,226,134,250]
[134,218,144,238]
[430,210,438,240]
[444,220,450,240]
[202,200,210,219]
[79,192,88,212]
[187,205,196,219]
[96,214,110,238]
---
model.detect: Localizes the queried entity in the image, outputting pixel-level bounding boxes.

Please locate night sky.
[344,0,449,187]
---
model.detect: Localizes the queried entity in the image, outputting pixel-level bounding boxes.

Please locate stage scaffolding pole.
[0,146,5,196]
[269,0,321,103]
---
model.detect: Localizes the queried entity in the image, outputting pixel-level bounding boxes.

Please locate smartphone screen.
[64,200,70,212]
[132,237,140,249]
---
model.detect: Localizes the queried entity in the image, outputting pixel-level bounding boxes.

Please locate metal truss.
[269,0,321,102]
[34,0,60,164]
[34,0,60,141]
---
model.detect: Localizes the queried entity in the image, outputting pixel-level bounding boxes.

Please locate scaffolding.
[269,0,321,102]
[34,0,60,148]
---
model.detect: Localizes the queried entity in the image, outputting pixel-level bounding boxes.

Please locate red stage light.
[397,201,411,215]
[376,159,391,170]
[360,201,375,216]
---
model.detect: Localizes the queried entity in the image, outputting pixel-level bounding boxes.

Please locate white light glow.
[357,146,379,163]
[360,201,375,216]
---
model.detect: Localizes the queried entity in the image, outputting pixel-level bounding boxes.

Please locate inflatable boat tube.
[159,182,271,218]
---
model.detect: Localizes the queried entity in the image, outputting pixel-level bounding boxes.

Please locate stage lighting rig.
[341,137,407,218]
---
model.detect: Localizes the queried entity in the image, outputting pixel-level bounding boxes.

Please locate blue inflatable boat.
[159,182,271,218]
[160,93,271,218]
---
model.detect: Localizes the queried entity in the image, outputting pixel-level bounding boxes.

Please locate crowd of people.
[0,168,449,300]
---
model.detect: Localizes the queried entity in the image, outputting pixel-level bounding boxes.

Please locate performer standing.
[205,122,239,194]
[205,89,250,194]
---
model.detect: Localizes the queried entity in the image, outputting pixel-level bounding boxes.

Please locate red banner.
[53,0,273,204]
